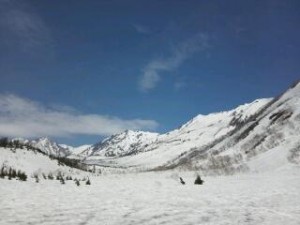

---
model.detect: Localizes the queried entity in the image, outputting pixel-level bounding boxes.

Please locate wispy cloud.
[0,94,158,138]
[0,0,52,51]
[174,81,187,91]
[138,33,209,92]
[133,24,151,34]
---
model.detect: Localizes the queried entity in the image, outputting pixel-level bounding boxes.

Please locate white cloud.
[138,33,209,92]
[0,94,159,138]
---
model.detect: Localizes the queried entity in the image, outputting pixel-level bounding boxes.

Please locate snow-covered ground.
[1,168,300,225]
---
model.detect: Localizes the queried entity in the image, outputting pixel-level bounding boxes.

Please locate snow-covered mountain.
[9,137,72,158]
[28,137,71,157]
[60,144,92,159]
[82,81,300,174]
[62,144,91,155]
[82,98,271,169]
[88,130,159,157]
[162,81,300,173]
[2,81,299,175]
[8,137,89,159]
[0,145,86,178]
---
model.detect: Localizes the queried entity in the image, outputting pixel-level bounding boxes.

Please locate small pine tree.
[23,173,28,181]
[75,179,80,186]
[0,137,9,147]
[194,174,204,185]
[8,168,13,179]
[33,174,39,183]
[60,177,65,185]
[48,173,54,180]
[11,169,17,178]
[56,171,64,180]
[180,177,185,185]
[17,170,27,181]
[8,167,17,180]
[0,166,5,178]
[86,178,91,185]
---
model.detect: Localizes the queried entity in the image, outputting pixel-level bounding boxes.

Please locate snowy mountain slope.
[82,82,300,174]
[164,81,300,173]
[69,145,91,155]
[9,137,72,158]
[87,130,159,157]
[83,98,272,170]
[0,146,85,177]
[28,137,71,157]
[61,144,92,159]
[60,144,91,154]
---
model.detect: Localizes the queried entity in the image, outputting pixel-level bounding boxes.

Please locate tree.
[194,174,204,185]
[180,177,185,185]
[11,168,17,178]
[0,166,5,178]
[0,137,9,147]
[48,173,54,180]
[17,170,27,181]
[8,168,16,179]
[75,179,80,186]
[33,173,39,183]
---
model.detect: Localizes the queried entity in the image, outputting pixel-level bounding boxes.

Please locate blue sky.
[0,0,299,146]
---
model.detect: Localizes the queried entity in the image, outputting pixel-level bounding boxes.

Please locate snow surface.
[1,169,300,225]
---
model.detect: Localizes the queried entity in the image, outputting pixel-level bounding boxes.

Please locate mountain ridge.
[81,81,300,173]
[2,81,299,174]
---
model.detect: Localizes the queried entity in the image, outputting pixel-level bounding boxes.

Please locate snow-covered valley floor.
[1,169,300,225]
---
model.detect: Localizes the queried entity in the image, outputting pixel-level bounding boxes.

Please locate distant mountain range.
[2,81,300,174]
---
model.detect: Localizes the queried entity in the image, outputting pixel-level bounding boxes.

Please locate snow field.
[1,170,300,225]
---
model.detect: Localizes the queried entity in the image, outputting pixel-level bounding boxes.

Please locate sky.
[0,0,299,146]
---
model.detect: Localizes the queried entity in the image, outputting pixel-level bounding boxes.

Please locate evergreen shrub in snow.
[194,174,204,185]
[0,165,27,181]
[75,179,80,186]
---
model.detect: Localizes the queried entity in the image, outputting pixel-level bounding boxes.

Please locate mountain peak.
[89,129,159,157]
[29,137,71,157]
